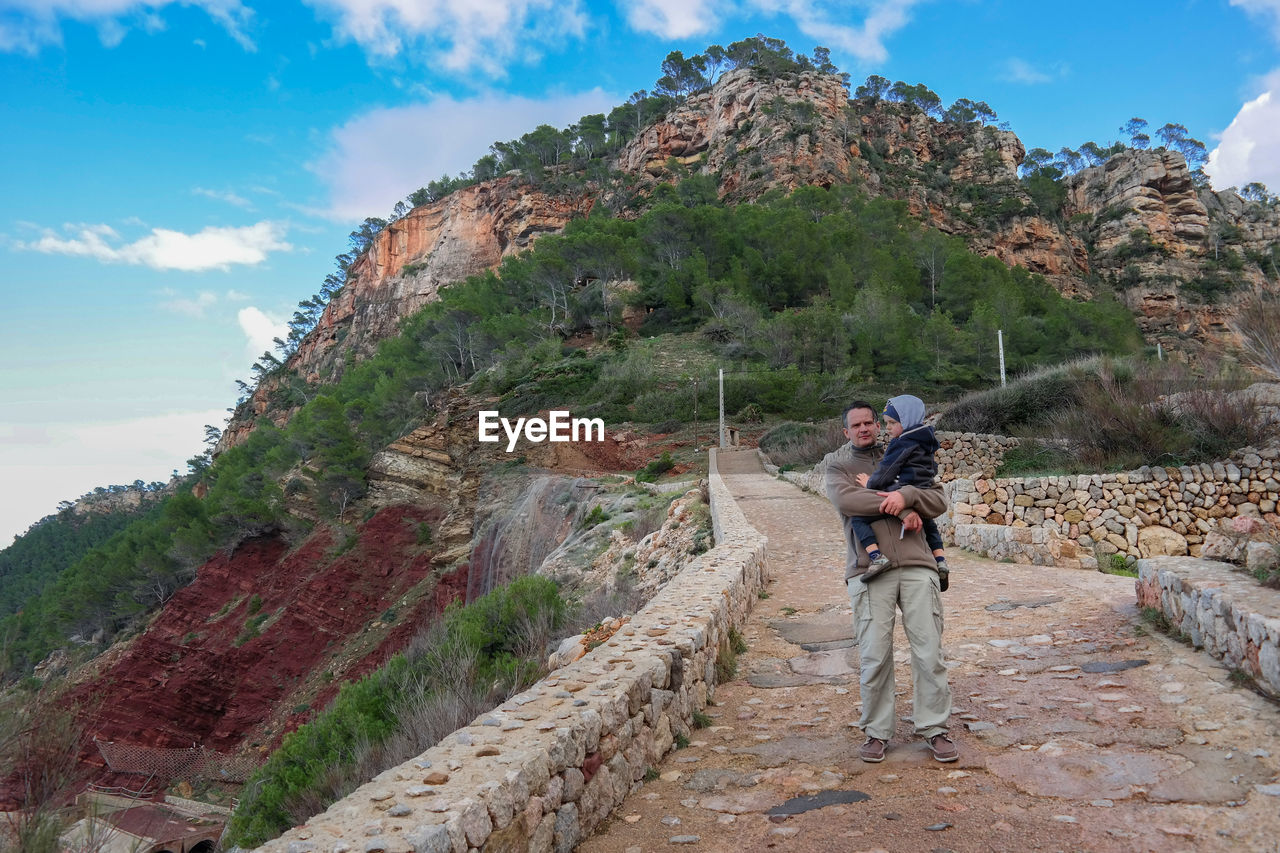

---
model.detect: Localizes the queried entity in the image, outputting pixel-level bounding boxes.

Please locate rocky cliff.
[222,180,593,447]
[1061,150,1280,350]
[24,394,689,801]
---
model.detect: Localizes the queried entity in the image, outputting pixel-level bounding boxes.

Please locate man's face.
[843,407,879,448]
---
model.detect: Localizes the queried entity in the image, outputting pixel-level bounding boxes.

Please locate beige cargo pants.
[847,566,952,740]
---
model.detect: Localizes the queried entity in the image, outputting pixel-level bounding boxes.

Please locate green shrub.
[1104,553,1137,577]
[415,523,434,545]
[636,452,675,483]
[580,505,611,529]
[994,440,1072,477]
[939,358,1094,435]
[759,420,846,467]
[235,612,270,647]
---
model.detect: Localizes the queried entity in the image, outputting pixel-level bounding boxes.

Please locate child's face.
[883,416,903,439]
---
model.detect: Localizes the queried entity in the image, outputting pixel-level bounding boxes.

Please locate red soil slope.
[59,503,466,791]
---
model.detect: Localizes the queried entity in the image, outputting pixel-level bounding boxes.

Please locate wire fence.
[94,739,261,783]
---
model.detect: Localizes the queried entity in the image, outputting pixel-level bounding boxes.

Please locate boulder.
[1137,526,1189,558]
[1200,530,1246,562]
[1246,541,1280,574]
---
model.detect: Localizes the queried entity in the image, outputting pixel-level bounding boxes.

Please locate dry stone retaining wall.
[1136,556,1280,698]
[946,445,1280,568]
[775,432,1280,570]
[250,448,767,853]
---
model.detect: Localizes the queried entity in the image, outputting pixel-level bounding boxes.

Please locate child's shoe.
[936,557,950,592]
[862,552,892,583]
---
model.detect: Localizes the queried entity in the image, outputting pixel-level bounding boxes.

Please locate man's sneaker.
[927,734,959,763]
[936,558,950,592]
[859,737,887,763]
[861,553,892,583]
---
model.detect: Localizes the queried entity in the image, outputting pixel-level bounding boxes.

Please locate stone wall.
[1136,556,1280,698]
[946,445,1280,569]
[249,448,768,853]
[776,430,1280,570]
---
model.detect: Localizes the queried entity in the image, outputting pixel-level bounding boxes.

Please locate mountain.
[223,62,1279,449]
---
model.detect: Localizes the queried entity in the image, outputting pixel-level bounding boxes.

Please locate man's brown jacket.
[823,441,949,582]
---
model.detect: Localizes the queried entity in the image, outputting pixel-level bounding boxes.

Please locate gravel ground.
[579,449,1280,853]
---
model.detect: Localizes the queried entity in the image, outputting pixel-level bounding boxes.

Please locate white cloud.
[0,409,225,547]
[310,89,616,222]
[237,306,288,359]
[1003,58,1049,84]
[303,0,587,75]
[623,0,725,38]
[160,289,219,317]
[0,0,255,55]
[1206,68,1280,191]
[193,186,254,208]
[19,220,292,271]
[97,16,127,47]
[748,0,922,65]
[1231,0,1280,42]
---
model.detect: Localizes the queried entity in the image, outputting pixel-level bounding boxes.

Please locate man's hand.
[877,491,905,515]
[901,511,923,532]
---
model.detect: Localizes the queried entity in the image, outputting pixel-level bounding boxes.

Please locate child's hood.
[883,395,926,430]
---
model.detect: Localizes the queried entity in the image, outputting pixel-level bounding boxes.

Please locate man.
[823,400,956,764]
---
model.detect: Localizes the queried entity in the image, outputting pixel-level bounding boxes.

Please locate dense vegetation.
[0,496,159,621]
[368,181,1140,416]
[225,576,567,848]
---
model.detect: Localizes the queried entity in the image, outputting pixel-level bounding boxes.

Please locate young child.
[848,394,950,590]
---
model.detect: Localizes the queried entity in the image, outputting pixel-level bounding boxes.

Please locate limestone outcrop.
[616,67,854,199]
[295,180,593,386]
[1065,150,1211,255]
[1061,149,1280,351]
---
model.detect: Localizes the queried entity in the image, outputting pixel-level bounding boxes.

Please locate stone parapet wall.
[1136,556,1280,698]
[251,449,768,853]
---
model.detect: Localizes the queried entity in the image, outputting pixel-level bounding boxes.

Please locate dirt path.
[580,449,1280,853]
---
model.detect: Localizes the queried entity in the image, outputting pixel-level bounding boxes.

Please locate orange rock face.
[293,177,593,385]
[1065,150,1210,256]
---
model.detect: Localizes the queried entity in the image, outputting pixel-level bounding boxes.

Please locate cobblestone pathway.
[581,449,1280,853]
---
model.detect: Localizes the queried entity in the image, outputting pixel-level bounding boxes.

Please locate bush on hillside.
[965,357,1275,474]
[937,358,1098,435]
[759,420,847,467]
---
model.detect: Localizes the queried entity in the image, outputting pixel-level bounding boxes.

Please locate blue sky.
[3,0,1280,545]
